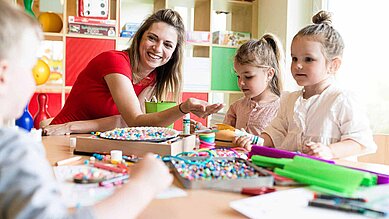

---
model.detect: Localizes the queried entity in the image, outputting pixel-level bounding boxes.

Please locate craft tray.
[75,135,196,157]
[168,157,274,191]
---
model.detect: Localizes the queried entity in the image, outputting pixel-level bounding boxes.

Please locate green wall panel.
[211,46,240,91]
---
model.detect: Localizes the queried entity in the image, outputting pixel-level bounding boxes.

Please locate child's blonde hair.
[294,10,344,61]
[0,0,42,60]
[234,33,284,96]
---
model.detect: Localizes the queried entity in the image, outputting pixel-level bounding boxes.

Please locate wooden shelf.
[211,44,240,48]
[228,0,255,6]
[35,84,63,93]
[20,0,258,121]
[209,90,243,94]
[65,33,116,40]
[43,32,64,37]
[186,42,212,47]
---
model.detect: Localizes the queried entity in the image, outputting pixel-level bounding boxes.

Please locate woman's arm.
[44,73,223,135]
[43,115,126,135]
[106,73,223,127]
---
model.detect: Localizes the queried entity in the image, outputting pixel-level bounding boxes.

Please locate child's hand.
[304,142,334,160]
[130,153,173,195]
[190,119,207,133]
[233,135,253,151]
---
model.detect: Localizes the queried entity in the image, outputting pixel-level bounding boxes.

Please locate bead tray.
[99,127,179,142]
[168,157,274,191]
[75,134,196,157]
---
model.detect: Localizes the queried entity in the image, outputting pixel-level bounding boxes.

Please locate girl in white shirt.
[261,11,377,160]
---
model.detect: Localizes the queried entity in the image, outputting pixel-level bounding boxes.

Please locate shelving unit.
[15,0,258,128]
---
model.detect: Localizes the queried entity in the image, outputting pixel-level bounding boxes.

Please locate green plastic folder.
[274,156,377,195]
[251,155,292,169]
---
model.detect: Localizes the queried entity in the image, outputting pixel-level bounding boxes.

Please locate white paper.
[230,188,370,219]
[53,165,186,207]
[355,184,389,212]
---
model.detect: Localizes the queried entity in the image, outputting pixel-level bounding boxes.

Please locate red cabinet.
[173,92,209,131]
[65,37,115,86]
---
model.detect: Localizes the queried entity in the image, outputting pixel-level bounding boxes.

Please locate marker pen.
[99,174,129,187]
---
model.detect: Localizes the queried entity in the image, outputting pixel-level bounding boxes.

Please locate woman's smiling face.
[138,22,178,72]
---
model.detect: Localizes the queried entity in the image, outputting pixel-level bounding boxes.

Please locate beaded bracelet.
[178,103,189,114]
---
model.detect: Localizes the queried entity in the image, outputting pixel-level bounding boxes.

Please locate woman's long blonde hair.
[126,9,185,102]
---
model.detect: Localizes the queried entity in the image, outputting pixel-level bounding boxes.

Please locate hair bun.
[312,10,332,25]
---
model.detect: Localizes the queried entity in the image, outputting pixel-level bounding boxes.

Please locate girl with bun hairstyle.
[261,11,377,160]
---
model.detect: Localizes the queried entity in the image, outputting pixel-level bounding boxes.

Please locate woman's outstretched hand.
[181,98,224,118]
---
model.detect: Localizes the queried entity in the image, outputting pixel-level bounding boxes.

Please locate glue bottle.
[183,114,190,135]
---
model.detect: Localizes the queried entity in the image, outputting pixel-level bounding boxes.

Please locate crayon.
[94,162,128,173]
[55,156,82,166]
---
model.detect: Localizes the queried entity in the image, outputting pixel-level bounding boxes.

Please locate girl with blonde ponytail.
[223,33,285,150]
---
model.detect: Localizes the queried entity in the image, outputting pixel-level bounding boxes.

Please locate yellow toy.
[38,12,63,33]
[32,59,50,85]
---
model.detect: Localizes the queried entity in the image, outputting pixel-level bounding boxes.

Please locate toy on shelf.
[16,104,34,131]
[78,0,109,19]
[23,0,35,17]
[38,41,63,84]
[32,59,50,86]
[120,23,140,38]
[38,12,63,33]
[212,31,250,47]
[33,93,51,129]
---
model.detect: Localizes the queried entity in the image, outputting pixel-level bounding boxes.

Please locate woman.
[44,9,223,135]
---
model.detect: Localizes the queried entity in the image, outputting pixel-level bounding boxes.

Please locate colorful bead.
[99,127,177,141]
[171,159,260,181]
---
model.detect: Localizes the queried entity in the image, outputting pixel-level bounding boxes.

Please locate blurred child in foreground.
[0,1,172,218]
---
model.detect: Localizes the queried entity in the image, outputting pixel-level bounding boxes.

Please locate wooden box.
[74,135,196,157]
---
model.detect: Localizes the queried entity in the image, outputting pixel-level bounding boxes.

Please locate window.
[327,0,389,133]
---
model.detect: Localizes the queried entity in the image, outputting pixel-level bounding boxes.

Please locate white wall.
[258,0,288,49]
[257,0,324,91]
